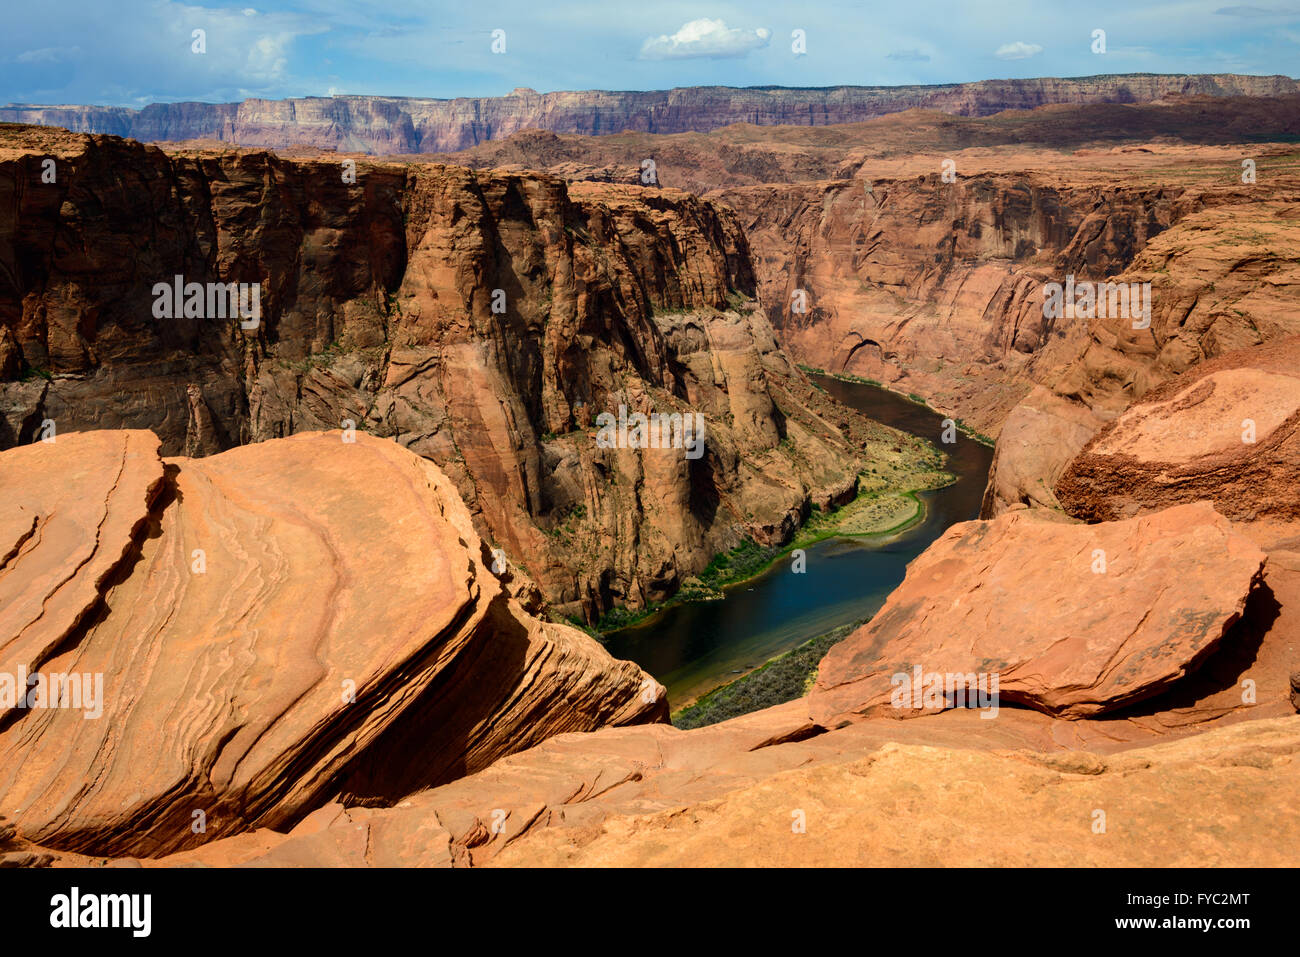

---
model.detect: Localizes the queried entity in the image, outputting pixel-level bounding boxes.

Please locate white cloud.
[15,46,81,64]
[1214,5,1300,16]
[639,19,770,60]
[994,41,1043,60]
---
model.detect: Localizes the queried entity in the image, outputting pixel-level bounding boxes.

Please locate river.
[602,375,996,708]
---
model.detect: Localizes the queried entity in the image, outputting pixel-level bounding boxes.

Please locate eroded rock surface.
[809,502,1265,722]
[1057,337,1300,527]
[8,428,1295,868]
[0,429,664,858]
[63,712,1298,868]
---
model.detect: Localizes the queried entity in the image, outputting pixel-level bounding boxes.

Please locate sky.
[2,0,1298,107]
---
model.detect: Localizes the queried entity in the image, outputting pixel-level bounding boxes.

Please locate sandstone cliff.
[3,93,1299,870]
[4,75,1295,155]
[414,98,1300,498]
[979,177,1300,514]
[1055,337,1300,537]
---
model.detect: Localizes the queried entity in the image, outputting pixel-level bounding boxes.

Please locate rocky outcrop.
[979,387,1101,513]
[4,75,1295,155]
[413,99,1300,524]
[47,708,1297,868]
[984,192,1300,515]
[8,419,1297,867]
[20,454,1294,868]
[1056,337,1300,527]
[0,125,905,623]
[0,429,664,858]
[807,502,1265,723]
[473,716,1300,868]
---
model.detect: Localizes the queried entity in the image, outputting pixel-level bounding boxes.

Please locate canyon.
[0,123,934,627]
[1,84,1298,868]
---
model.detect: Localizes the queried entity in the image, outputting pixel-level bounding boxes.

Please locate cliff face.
[978,182,1300,514]
[717,169,1246,435]
[394,101,1300,502]
[4,74,1296,154]
[0,125,902,623]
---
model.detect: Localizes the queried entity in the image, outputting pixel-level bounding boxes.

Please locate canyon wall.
[4,74,1297,155]
[8,338,1298,866]
[715,170,1260,433]
[706,150,1300,518]
[0,124,910,623]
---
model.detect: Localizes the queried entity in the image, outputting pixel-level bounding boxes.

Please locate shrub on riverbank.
[671,618,868,729]
[697,538,781,589]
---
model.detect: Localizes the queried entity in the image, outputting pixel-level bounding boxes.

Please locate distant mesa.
[1,73,1295,154]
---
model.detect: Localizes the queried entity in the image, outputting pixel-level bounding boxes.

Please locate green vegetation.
[725,289,757,314]
[798,363,883,389]
[697,538,779,590]
[543,503,588,542]
[946,417,995,447]
[591,539,786,633]
[672,618,867,729]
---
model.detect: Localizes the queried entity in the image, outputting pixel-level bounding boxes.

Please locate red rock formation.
[396,102,1300,526]
[1056,337,1300,527]
[807,502,1265,723]
[984,197,1300,516]
[5,94,1299,870]
[6,420,1296,866]
[45,708,1297,867]
[685,143,1300,518]
[0,429,664,858]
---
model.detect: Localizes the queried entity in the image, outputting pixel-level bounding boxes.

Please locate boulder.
[807,501,1265,723]
[1057,337,1300,527]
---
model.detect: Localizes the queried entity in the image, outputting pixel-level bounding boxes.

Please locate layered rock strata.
[0,429,664,858]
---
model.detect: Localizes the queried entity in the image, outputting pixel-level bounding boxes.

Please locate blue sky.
[3,0,1298,106]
